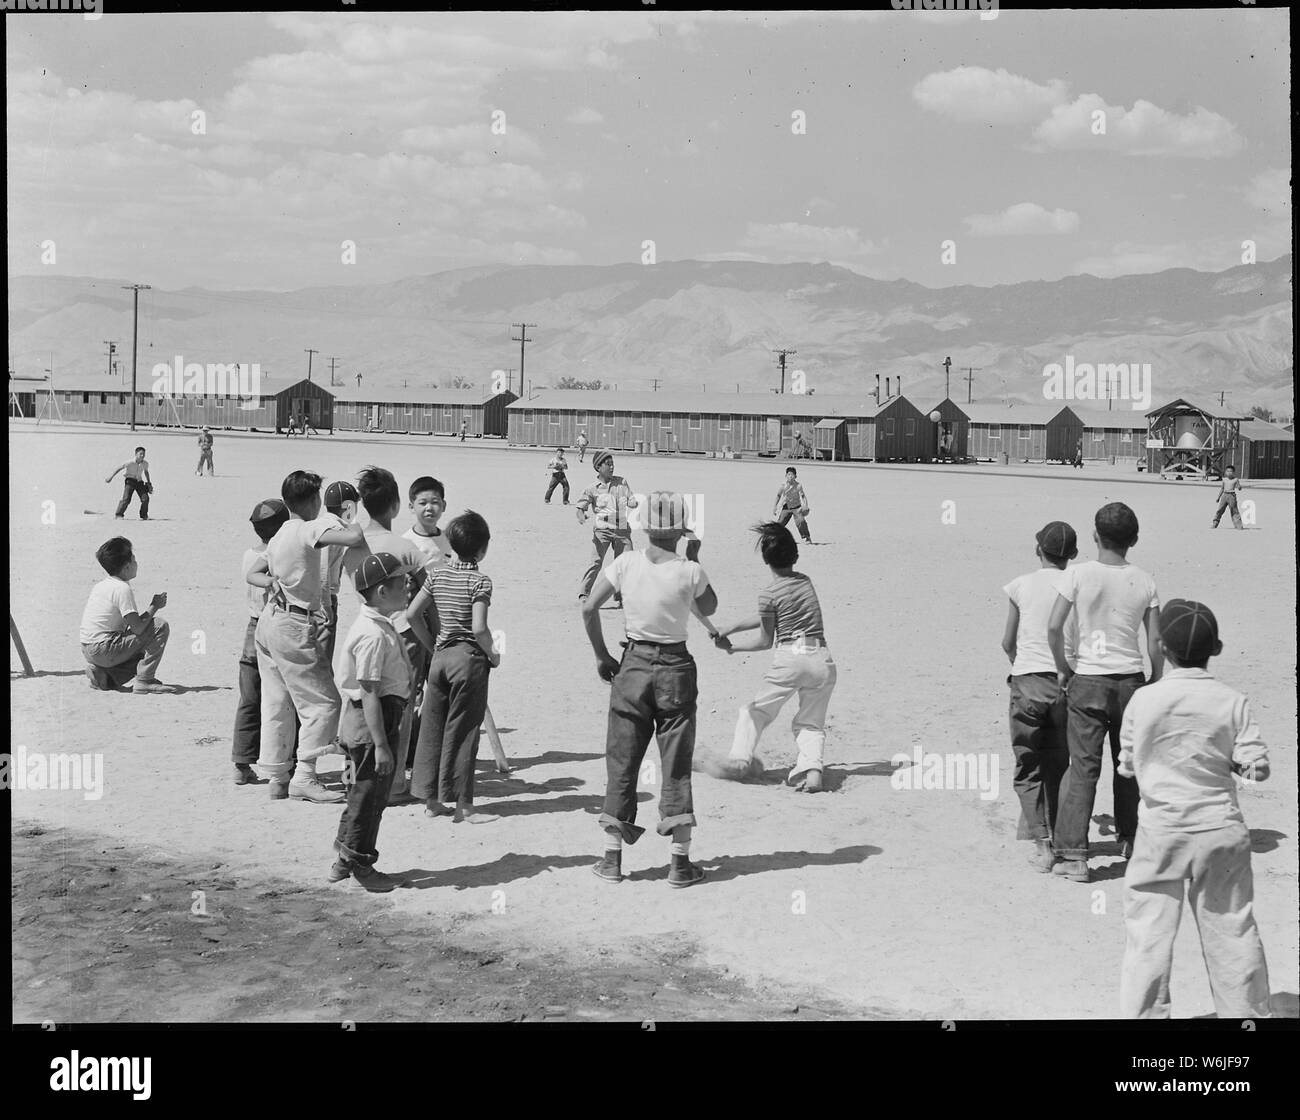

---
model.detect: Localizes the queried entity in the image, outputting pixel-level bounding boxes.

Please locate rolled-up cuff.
[656,812,697,836]
[1053,846,1089,862]
[335,840,377,867]
[599,814,645,845]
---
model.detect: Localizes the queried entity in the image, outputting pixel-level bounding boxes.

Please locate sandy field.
[10,422,1298,1021]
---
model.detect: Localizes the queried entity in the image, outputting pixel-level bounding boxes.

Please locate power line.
[962,366,982,404]
[772,348,797,394]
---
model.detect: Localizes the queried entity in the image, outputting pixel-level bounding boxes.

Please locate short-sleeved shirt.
[265,516,338,611]
[548,456,568,475]
[403,526,453,571]
[758,572,825,645]
[606,551,710,644]
[577,476,635,534]
[122,459,149,481]
[775,480,807,511]
[343,524,424,632]
[243,545,271,619]
[1057,560,1159,675]
[421,560,493,651]
[336,604,413,702]
[80,576,140,643]
[198,432,213,449]
[1219,477,1242,497]
[1003,567,1079,674]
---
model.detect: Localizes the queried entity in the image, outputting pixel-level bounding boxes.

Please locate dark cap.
[249,498,288,523]
[1036,520,1078,560]
[354,551,409,593]
[1159,599,1219,662]
[324,480,360,509]
[593,449,614,469]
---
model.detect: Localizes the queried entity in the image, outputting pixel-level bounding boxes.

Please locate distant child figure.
[1118,600,1272,1018]
[1048,502,1163,882]
[1212,466,1244,529]
[576,431,589,462]
[715,521,835,792]
[255,470,367,803]
[319,480,361,665]
[545,447,571,504]
[407,510,501,822]
[773,467,812,543]
[328,553,414,893]
[1001,521,1079,871]
[107,446,153,520]
[1073,436,1084,469]
[460,419,468,442]
[196,426,214,476]
[232,498,290,784]
[79,536,171,693]
[583,492,719,888]
[576,450,638,604]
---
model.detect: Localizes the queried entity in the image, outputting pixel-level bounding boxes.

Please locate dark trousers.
[599,641,698,844]
[232,616,300,765]
[410,642,490,804]
[1008,673,1068,841]
[403,629,431,770]
[545,473,570,502]
[115,477,149,518]
[1054,673,1144,860]
[1212,493,1243,528]
[777,507,811,541]
[335,695,406,866]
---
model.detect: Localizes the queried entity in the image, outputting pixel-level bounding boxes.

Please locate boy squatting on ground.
[1212,466,1244,530]
[106,446,153,520]
[327,552,415,894]
[1117,599,1272,1019]
[1047,502,1162,883]
[711,521,836,793]
[576,450,638,606]
[583,492,717,888]
[80,537,171,694]
[255,470,367,804]
[406,511,501,822]
[1001,520,1080,871]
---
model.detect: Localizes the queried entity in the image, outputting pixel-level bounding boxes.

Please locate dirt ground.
[9,423,1298,1021]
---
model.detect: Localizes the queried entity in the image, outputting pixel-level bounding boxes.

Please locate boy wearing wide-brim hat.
[197,425,215,476]
[582,491,719,888]
[575,450,638,608]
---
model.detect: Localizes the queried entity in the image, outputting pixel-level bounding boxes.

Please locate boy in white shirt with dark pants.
[1048,502,1162,883]
[1117,600,1272,1018]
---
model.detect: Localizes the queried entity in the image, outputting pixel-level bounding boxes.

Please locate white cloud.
[913,66,1067,125]
[964,202,1080,236]
[1031,95,1243,158]
[566,107,605,125]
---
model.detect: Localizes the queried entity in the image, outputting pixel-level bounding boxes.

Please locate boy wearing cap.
[232,498,291,784]
[256,470,367,803]
[582,492,718,888]
[773,468,812,544]
[319,480,361,665]
[328,552,414,892]
[196,426,214,476]
[576,451,638,605]
[80,536,172,693]
[1047,502,1162,882]
[1212,466,1244,530]
[1117,600,1272,1018]
[1000,521,1079,870]
[106,446,153,520]
[576,431,589,462]
[545,448,571,505]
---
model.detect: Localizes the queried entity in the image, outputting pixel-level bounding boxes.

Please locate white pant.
[729,646,836,781]
[1120,821,1271,1018]
[254,603,341,781]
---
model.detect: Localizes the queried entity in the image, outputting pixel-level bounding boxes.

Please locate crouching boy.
[80,536,172,693]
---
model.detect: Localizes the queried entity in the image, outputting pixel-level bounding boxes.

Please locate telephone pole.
[773,348,797,394]
[103,340,117,380]
[650,378,662,392]
[511,324,536,398]
[943,356,952,399]
[122,284,151,431]
[963,366,982,404]
[304,348,319,383]
[328,356,338,386]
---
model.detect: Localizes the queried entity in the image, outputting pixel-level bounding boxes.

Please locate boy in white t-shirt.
[1001,521,1079,872]
[79,536,171,692]
[582,492,719,889]
[1047,502,1162,882]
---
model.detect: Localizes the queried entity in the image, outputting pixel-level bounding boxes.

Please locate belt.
[775,635,824,651]
[624,639,688,653]
[274,602,313,617]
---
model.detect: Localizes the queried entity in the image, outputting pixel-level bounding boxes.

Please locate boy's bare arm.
[245,556,273,588]
[724,611,775,653]
[581,573,619,680]
[358,680,394,776]
[1143,605,1163,683]
[1047,594,1073,682]
[1002,601,1020,664]
[718,613,761,638]
[106,462,125,482]
[405,586,438,652]
[471,599,499,666]
[319,522,365,549]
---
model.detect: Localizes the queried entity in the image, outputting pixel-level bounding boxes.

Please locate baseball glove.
[144,482,154,494]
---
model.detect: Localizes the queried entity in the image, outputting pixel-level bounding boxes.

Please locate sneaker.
[288,776,345,803]
[1119,839,1134,860]
[1028,839,1057,873]
[668,855,705,889]
[269,779,290,801]
[1051,859,1090,883]
[232,763,262,786]
[351,865,403,892]
[592,852,623,883]
[327,860,352,883]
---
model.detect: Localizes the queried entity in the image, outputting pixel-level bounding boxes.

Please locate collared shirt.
[758,571,826,645]
[80,576,139,644]
[342,523,424,633]
[336,604,413,702]
[243,545,271,619]
[547,456,568,475]
[403,525,452,570]
[775,480,807,511]
[1218,477,1242,498]
[1057,560,1158,675]
[198,432,213,449]
[576,475,635,532]
[122,459,149,481]
[1004,567,1079,674]
[421,559,493,651]
[265,516,337,611]
[606,551,710,643]
[1120,667,1269,832]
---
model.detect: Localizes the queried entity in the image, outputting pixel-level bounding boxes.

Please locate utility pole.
[511,324,536,398]
[328,356,338,386]
[943,356,952,400]
[963,366,982,404]
[122,284,151,431]
[772,348,797,394]
[651,378,662,392]
[103,340,116,379]
[1218,391,1226,408]
[304,348,318,383]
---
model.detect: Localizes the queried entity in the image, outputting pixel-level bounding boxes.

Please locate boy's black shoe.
[351,865,402,892]
[668,855,705,889]
[233,763,262,786]
[592,852,623,883]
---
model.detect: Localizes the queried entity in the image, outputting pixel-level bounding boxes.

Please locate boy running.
[773,467,812,544]
[107,446,153,520]
[576,450,638,605]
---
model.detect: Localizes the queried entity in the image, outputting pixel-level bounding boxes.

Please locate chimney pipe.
[898,376,902,399]
[886,376,891,398]
[875,373,880,402]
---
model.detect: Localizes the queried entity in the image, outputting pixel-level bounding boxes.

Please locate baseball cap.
[592,449,614,469]
[644,491,693,534]
[202,424,210,431]
[1036,520,1078,560]
[1159,599,1219,662]
[354,552,409,593]
[248,498,288,523]
[324,480,360,509]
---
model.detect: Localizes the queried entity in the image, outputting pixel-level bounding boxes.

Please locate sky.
[5,8,1292,292]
